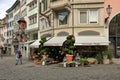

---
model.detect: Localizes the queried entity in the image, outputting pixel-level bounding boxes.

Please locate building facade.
[25,0,40,57]
[39,0,108,48]
[105,0,120,57]
[6,6,14,55]
[6,0,27,56]
[18,0,27,57]
[3,0,120,58]
[0,16,8,54]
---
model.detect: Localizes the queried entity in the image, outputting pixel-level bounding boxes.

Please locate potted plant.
[62,35,75,62]
[80,58,89,66]
[39,37,49,65]
[102,47,112,64]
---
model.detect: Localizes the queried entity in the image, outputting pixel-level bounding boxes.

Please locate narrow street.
[0,55,120,80]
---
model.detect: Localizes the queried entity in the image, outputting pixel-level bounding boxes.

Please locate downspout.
[52,11,55,37]
[72,0,74,35]
[38,0,40,39]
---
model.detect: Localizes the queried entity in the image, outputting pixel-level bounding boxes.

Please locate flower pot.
[66,54,73,62]
[42,55,48,60]
[36,61,41,65]
[103,59,110,64]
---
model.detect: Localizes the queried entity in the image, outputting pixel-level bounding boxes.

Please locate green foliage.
[102,49,112,60]
[95,54,103,63]
[39,37,48,55]
[80,58,89,65]
[62,35,75,55]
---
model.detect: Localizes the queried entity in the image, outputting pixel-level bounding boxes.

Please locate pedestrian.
[15,48,22,65]
[18,50,22,64]
[15,48,19,65]
[0,48,3,59]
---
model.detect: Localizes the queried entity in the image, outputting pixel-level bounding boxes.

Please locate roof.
[6,0,20,13]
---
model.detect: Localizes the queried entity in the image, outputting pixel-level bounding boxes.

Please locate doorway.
[109,13,120,58]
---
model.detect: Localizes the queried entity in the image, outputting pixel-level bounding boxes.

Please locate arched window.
[41,34,52,38]
[78,30,100,36]
[57,32,69,36]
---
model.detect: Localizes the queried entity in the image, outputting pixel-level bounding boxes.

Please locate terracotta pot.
[66,54,73,62]
[103,59,110,64]
[36,61,41,65]
[42,55,48,60]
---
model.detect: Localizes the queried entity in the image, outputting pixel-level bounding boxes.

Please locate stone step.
[112,58,120,64]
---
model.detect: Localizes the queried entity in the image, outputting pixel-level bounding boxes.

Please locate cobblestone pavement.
[0,55,120,80]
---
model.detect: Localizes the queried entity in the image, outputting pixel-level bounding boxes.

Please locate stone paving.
[0,55,120,80]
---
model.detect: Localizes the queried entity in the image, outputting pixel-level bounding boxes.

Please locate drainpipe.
[52,12,55,37]
[72,0,74,35]
[38,0,40,39]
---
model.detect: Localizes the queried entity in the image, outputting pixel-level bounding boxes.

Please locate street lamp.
[106,5,112,17]
[105,5,112,26]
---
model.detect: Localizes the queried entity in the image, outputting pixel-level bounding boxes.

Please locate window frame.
[58,11,69,25]
[79,9,98,24]
[89,9,98,23]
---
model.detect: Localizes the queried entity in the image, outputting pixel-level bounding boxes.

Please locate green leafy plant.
[95,54,103,64]
[80,58,89,65]
[102,49,112,60]
[62,35,75,55]
[39,37,49,55]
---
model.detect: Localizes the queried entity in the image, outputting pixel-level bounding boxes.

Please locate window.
[58,12,68,25]
[8,13,13,19]
[80,10,87,23]
[78,31,100,36]
[89,10,98,23]
[39,3,41,13]
[33,33,38,40]
[41,18,47,29]
[57,32,69,36]
[29,14,37,25]
[14,13,20,21]
[43,0,48,11]
[29,0,37,10]
[80,9,98,24]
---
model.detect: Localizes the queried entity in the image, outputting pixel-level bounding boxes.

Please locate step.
[112,58,120,64]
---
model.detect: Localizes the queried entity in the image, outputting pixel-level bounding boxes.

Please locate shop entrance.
[109,13,120,58]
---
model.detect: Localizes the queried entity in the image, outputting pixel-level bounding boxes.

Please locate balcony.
[50,0,71,11]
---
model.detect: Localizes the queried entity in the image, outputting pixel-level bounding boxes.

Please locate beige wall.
[40,0,105,39]
[26,0,39,31]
